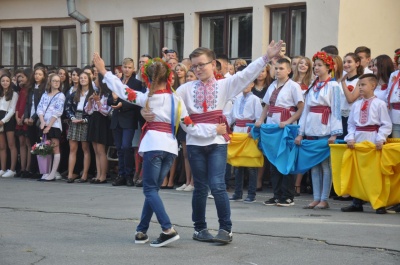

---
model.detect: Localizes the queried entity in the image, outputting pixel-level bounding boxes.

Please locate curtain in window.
[62,28,77,66]
[1,30,14,65]
[115,26,124,66]
[101,27,112,67]
[201,16,224,55]
[271,11,287,45]
[140,22,160,59]
[164,20,184,60]
[290,9,306,57]
[16,29,31,66]
[42,29,59,66]
[229,13,252,59]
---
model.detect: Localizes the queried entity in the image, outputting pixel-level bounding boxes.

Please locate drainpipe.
[67,0,90,68]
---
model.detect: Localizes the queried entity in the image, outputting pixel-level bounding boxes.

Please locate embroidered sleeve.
[376,102,393,143]
[330,83,343,136]
[50,94,66,118]
[36,94,45,116]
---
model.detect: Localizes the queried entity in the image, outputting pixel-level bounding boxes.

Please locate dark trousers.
[270,163,295,200]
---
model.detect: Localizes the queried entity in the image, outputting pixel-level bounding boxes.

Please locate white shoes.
[0,170,5,177]
[55,172,62,180]
[183,184,194,192]
[176,184,187,191]
[207,193,214,199]
[2,170,16,178]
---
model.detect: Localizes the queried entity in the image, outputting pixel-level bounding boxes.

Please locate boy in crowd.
[255,58,304,207]
[355,46,373,74]
[341,74,392,214]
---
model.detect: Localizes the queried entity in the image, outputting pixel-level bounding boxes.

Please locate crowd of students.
[1,42,399,247]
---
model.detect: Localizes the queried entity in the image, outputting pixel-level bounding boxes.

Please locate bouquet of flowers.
[31,138,54,156]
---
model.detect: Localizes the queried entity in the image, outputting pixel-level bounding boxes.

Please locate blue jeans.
[187,144,232,232]
[311,157,332,202]
[270,164,295,200]
[136,151,176,232]
[112,126,134,178]
[234,167,257,200]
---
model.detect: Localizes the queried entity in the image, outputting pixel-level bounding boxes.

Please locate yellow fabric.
[227,133,264,167]
[330,140,400,209]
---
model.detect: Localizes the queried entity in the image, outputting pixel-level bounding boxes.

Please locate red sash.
[392,103,400,110]
[356,125,380,132]
[235,119,254,127]
[310,106,331,125]
[268,106,296,122]
[190,110,231,141]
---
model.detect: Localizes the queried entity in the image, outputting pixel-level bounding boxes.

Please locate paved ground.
[0,177,399,265]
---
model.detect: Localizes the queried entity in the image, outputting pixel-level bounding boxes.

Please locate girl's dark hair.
[344,53,364,76]
[58,67,70,94]
[146,61,170,96]
[0,74,14,101]
[29,67,47,94]
[96,73,111,97]
[254,64,273,88]
[374,55,395,84]
[74,72,94,103]
[19,68,33,89]
[171,70,179,90]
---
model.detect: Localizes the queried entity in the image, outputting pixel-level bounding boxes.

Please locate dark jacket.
[107,75,143,130]
[65,91,90,123]
[24,87,44,122]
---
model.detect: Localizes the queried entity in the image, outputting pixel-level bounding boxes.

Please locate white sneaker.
[55,172,62,180]
[207,193,214,199]
[2,170,16,178]
[0,170,6,177]
[176,184,187,191]
[183,184,194,192]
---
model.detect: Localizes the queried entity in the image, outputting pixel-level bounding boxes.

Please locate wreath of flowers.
[141,58,174,91]
[312,51,335,71]
[394,51,400,66]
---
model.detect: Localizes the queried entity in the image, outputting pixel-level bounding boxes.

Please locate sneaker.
[277,198,295,207]
[229,194,243,202]
[263,197,279,206]
[341,205,364,212]
[386,204,400,214]
[135,231,149,244]
[55,172,62,180]
[0,170,5,177]
[150,228,180,248]
[213,229,232,244]
[376,207,387,214]
[112,176,126,186]
[207,193,214,199]
[2,170,16,178]
[183,184,194,192]
[243,197,256,203]
[176,184,187,191]
[192,229,214,242]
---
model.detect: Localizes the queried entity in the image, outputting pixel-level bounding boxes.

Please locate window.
[41,26,77,68]
[1,27,32,71]
[201,10,252,61]
[139,17,184,61]
[270,6,306,57]
[100,24,123,71]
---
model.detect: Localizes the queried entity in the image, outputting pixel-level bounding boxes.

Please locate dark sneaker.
[126,177,134,187]
[243,197,256,204]
[375,207,387,214]
[112,176,126,186]
[277,198,295,207]
[263,198,279,206]
[341,205,364,212]
[213,229,232,244]
[192,229,214,242]
[135,231,149,244]
[135,179,143,187]
[229,194,243,202]
[150,228,180,247]
[387,204,400,214]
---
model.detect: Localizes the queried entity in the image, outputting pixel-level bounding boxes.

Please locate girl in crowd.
[15,69,32,178]
[234,58,247,73]
[371,55,394,102]
[292,56,313,92]
[175,63,187,86]
[24,67,47,178]
[295,52,342,210]
[58,68,70,94]
[251,64,273,191]
[85,73,112,184]
[340,53,364,138]
[0,75,18,178]
[37,74,65,181]
[331,55,343,82]
[65,72,93,183]
[175,69,198,192]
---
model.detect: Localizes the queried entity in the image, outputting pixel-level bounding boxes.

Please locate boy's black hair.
[321,45,338,55]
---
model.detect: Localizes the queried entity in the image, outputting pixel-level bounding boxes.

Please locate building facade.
[0,0,398,71]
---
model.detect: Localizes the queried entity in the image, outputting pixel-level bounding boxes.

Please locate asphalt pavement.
[0,177,399,265]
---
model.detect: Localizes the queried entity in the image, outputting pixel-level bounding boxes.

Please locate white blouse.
[0,92,18,124]
[36,92,66,130]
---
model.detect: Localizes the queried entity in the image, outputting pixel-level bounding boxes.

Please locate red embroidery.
[359,97,376,124]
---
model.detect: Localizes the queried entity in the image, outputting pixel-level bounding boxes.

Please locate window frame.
[199,8,253,61]
[99,23,124,72]
[0,27,33,71]
[138,16,184,61]
[269,5,307,57]
[41,25,77,69]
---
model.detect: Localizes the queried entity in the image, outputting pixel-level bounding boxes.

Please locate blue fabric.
[291,139,331,174]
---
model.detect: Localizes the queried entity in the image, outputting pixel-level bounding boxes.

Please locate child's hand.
[376,141,384,150]
[347,140,355,149]
[279,121,289,128]
[93,53,107,75]
[328,135,337,144]
[254,120,262,128]
[216,123,227,135]
[294,135,303,145]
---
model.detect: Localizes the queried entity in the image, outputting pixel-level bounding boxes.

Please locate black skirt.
[43,127,62,139]
[87,111,113,145]
[0,110,16,132]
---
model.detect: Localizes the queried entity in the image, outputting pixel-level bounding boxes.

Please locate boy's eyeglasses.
[190,61,213,71]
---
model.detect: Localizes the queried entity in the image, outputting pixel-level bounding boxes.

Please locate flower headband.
[312,51,335,70]
[394,51,400,66]
[141,58,173,89]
